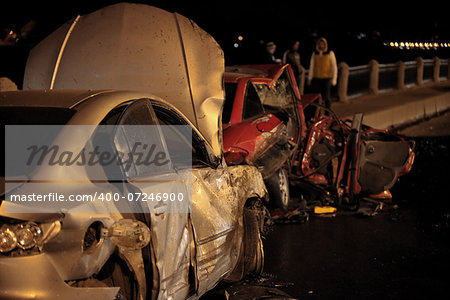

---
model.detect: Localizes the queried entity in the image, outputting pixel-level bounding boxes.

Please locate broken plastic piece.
[314,206,337,214]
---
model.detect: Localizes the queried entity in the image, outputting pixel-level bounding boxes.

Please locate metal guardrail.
[404,61,417,87]
[423,59,434,82]
[378,63,398,92]
[347,65,370,98]
[440,61,449,81]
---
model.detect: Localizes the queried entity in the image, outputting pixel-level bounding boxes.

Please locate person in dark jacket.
[263,41,282,64]
[283,40,304,89]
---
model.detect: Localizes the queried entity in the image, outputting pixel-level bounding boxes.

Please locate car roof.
[0,89,105,108]
[0,89,203,128]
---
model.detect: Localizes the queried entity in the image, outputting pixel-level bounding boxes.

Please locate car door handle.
[154,202,168,215]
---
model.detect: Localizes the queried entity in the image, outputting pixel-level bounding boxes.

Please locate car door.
[110,99,192,299]
[151,104,243,295]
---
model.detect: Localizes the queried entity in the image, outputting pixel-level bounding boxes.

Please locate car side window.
[113,99,173,178]
[242,82,265,120]
[152,104,211,168]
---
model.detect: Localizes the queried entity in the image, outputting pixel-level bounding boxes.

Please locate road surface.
[262,112,450,299]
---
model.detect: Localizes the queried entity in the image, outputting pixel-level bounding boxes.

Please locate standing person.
[283,40,304,88]
[307,37,337,110]
[263,41,282,64]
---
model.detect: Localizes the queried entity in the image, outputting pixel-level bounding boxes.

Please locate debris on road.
[313,206,337,215]
[202,273,298,300]
[270,208,309,224]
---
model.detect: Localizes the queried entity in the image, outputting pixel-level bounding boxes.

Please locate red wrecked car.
[222,64,414,211]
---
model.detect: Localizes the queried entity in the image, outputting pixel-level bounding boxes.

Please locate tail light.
[224,148,248,165]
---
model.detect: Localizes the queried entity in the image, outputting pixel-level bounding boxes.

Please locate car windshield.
[1,107,76,177]
[223,82,237,123]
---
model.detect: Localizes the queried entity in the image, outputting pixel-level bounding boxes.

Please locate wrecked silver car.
[0,3,267,300]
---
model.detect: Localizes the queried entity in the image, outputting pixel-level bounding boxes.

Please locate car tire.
[265,167,290,212]
[225,199,265,282]
[109,259,139,300]
[82,255,139,300]
[243,202,265,275]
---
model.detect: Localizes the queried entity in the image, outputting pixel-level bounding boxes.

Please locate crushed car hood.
[23,3,225,157]
[226,65,288,82]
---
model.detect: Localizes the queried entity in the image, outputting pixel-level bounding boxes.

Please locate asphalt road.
[397,110,450,137]
[262,113,450,299]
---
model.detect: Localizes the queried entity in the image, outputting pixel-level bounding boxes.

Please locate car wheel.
[226,199,265,282]
[93,255,140,300]
[265,167,290,212]
[243,201,265,275]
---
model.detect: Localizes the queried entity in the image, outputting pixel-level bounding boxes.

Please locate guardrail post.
[0,77,18,91]
[368,59,379,95]
[433,57,440,82]
[416,57,424,85]
[338,62,349,102]
[396,60,405,90]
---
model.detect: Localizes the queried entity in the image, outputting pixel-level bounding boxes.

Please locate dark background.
[1,0,449,87]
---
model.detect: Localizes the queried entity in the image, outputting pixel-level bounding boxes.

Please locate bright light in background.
[237,35,243,41]
[233,43,239,48]
[386,41,450,50]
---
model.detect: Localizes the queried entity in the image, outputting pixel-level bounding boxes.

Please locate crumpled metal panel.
[249,123,292,178]
[148,211,191,299]
[190,165,267,296]
[23,3,225,157]
[358,140,412,193]
[122,165,266,300]
[175,14,225,159]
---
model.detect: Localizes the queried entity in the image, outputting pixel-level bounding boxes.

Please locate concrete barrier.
[335,83,450,129]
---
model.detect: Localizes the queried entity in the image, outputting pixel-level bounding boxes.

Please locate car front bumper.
[0,254,119,300]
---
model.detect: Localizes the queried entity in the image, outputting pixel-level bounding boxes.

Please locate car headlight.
[0,222,43,253]
[0,226,17,252]
[16,222,43,249]
[0,217,60,256]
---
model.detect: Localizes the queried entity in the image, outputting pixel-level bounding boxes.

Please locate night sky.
[1,1,449,85]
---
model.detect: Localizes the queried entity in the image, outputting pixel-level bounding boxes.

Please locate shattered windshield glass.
[254,72,300,138]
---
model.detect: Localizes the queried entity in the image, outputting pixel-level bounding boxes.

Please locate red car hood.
[223,114,282,155]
